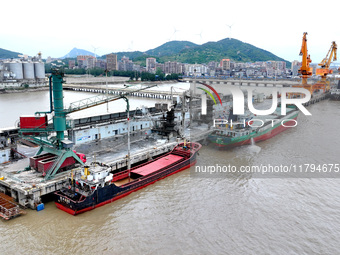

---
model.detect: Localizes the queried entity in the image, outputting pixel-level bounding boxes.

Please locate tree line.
[45,64,180,81]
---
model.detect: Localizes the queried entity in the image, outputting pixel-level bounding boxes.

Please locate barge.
[55,142,201,215]
[0,192,25,220]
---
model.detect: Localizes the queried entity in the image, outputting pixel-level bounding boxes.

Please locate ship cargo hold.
[55,142,201,215]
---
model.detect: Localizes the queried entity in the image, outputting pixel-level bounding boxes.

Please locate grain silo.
[34,62,45,79]
[5,61,23,80]
[23,62,35,79]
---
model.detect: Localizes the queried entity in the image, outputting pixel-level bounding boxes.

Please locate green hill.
[103,41,198,65]
[111,38,289,67]
[157,38,289,65]
[0,48,22,59]
[146,41,198,57]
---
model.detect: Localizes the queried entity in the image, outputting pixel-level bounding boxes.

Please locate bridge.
[63,78,323,98]
[183,78,302,87]
[63,84,183,100]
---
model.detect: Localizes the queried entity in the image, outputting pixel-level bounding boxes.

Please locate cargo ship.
[55,142,201,215]
[208,106,299,149]
[330,81,340,100]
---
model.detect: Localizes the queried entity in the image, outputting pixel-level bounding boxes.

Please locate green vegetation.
[0,48,22,59]
[102,41,198,66]
[42,37,290,80]
[45,60,179,82]
[140,72,179,81]
[157,39,289,65]
[102,39,289,66]
[146,41,198,56]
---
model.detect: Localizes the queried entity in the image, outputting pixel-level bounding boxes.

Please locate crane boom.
[316,41,337,76]
[315,41,337,91]
[293,32,314,95]
[66,84,158,114]
[298,32,313,81]
[19,69,160,180]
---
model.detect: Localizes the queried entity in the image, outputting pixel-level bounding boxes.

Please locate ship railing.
[172,149,190,157]
[57,188,92,203]
[111,171,130,182]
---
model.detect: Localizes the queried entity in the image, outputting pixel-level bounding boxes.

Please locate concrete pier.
[0,127,211,210]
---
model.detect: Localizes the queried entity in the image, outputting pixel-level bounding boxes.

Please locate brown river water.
[0,89,340,254]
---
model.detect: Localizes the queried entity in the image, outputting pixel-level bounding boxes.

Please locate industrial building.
[0,53,46,88]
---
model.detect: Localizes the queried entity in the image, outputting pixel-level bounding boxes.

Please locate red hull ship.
[55,142,201,215]
[208,106,299,149]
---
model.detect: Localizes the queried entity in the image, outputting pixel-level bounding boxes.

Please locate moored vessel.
[330,81,340,100]
[208,106,299,149]
[55,142,201,215]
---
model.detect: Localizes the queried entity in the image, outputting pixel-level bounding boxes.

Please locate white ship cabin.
[80,165,113,184]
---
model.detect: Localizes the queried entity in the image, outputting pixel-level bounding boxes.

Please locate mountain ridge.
[0,48,22,59]
[107,38,290,66]
[61,47,99,58]
[1,38,290,65]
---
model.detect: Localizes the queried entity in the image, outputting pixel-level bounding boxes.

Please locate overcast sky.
[2,0,340,63]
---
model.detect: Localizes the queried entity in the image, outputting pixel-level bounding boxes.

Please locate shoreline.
[0,86,49,94]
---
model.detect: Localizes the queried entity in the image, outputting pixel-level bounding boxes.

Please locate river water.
[1,86,340,254]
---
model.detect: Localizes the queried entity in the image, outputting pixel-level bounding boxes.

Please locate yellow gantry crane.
[293,32,314,95]
[315,41,337,91]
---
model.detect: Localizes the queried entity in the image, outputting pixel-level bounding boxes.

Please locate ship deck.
[113,177,135,187]
[0,126,211,211]
[131,154,184,177]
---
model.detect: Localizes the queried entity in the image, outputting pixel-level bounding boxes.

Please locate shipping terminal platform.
[0,127,211,211]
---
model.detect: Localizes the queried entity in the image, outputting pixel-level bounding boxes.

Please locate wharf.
[303,92,330,106]
[0,127,212,211]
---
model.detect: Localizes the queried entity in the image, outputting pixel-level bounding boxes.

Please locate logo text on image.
[200,87,312,116]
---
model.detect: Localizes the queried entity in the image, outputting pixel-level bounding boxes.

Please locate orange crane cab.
[292,32,314,97]
[315,41,337,91]
[298,32,313,80]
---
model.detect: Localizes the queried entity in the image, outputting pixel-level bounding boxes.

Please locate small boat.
[208,105,299,149]
[55,142,201,215]
[0,192,25,220]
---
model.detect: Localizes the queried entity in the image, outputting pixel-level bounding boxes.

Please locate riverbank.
[0,86,49,94]
[0,75,182,94]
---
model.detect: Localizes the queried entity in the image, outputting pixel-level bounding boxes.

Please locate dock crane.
[296,32,314,95]
[315,41,337,91]
[19,69,157,180]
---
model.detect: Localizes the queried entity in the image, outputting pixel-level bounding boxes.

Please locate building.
[291,60,300,76]
[68,60,75,69]
[118,56,134,71]
[87,56,96,69]
[95,59,107,69]
[76,56,87,68]
[0,55,46,88]
[46,56,52,64]
[146,58,156,73]
[164,61,183,74]
[106,53,118,71]
[220,59,231,70]
[184,64,208,76]
[155,63,164,73]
